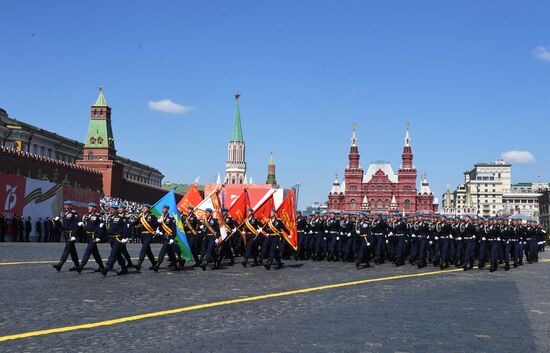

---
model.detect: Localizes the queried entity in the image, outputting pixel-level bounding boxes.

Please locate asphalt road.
[0,242,549,353]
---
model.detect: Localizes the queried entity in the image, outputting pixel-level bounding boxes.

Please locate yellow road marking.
[1,259,548,342]
[0,258,141,266]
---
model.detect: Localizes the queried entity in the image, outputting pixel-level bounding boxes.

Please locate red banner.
[0,171,26,218]
[277,188,298,251]
[177,183,203,215]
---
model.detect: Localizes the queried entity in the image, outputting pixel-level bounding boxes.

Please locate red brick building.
[327,124,437,215]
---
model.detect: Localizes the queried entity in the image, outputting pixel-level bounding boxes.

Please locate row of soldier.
[52,200,547,275]
[297,211,547,272]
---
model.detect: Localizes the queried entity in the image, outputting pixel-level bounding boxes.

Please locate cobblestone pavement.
[1,242,550,352]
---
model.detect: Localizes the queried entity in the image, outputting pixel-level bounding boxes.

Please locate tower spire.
[231,92,243,142]
[93,86,108,107]
[266,152,277,185]
[351,122,357,147]
[404,122,410,147]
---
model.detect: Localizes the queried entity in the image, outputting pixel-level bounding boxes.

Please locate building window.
[90,137,96,144]
[350,199,356,210]
[87,152,93,160]
[404,199,411,210]
[377,199,383,209]
[97,137,103,144]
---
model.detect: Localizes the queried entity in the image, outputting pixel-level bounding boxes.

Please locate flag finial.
[234,92,241,102]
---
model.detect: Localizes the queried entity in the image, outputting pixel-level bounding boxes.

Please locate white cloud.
[532,46,550,62]
[501,150,536,164]
[148,99,193,114]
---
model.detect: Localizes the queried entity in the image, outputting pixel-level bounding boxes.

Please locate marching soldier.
[262,209,290,270]
[217,207,236,267]
[325,212,339,261]
[183,206,202,267]
[295,211,308,260]
[241,208,263,267]
[118,205,136,269]
[131,204,158,272]
[76,202,105,273]
[152,205,179,272]
[392,214,408,267]
[101,205,129,276]
[460,216,476,271]
[200,208,220,270]
[52,201,80,272]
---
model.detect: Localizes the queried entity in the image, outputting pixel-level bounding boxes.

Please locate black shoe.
[135,264,141,272]
[101,268,108,277]
[229,258,235,266]
[463,265,469,271]
[241,261,247,268]
[200,263,207,271]
[68,266,78,272]
[127,263,135,268]
[152,264,160,272]
[356,261,361,268]
[192,263,200,268]
[76,266,83,274]
[52,263,62,272]
[277,262,283,269]
[264,261,271,270]
[117,269,129,276]
[94,267,103,273]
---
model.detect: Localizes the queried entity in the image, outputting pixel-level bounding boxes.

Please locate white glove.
[169,239,174,245]
[389,232,394,236]
[324,230,328,234]
[323,237,327,241]
[78,222,84,227]
[215,239,219,245]
[434,236,439,240]
[347,233,352,237]
[497,237,501,241]
[69,236,76,241]
[482,237,486,241]
[309,231,313,234]
[412,234,416,238]
[472,235,476,239]
[54,216,60,221]
[156,229,162,235]
[385,240,389,244]
[457,237,462,241]
[336,236,340,240]
[95,238,101,242]
[200,225,205,230]
[367,242,371,246]
[450,235,454,239]
[429,241,433,245]
[99,223,104,228]
[257,228,262,234]
[232,228,237,233]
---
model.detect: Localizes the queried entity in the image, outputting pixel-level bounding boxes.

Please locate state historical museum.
[327,124,437,215]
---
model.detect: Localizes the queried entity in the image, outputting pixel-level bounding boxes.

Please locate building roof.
[93,87,108,107]
[231,101,244,142]
[363,162,398,183]
[162,182,204,194]
[419,177,433,195]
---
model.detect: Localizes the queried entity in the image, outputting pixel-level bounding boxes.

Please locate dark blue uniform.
[77,211,104,272]
[262,217,290,270]
[102,213,128,275]
[154,214,179,271]
[131,212,158,271]
[53,209,80,271]
[200,216,220,270]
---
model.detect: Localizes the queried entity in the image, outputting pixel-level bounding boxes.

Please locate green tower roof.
[93,87,108,107]
[230,96,244,142]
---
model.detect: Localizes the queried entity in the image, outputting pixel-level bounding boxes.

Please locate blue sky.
[1,1,549,209]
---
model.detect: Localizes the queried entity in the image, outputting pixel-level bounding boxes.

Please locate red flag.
[277,189,298,251]
[177,183,203,215]
[253,192,275,224]
[228,190,250,225]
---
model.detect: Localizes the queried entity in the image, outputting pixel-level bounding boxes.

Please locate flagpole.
[294,182,301,212]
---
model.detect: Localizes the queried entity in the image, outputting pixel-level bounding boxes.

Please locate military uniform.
[262,214,290,270]
[131,208,158,272]
[241,212,263,267]
[200,212,221,270]
[102,207,129,276]
[52,201,80,271]
[77,204,105,273]
[153,211,179,272]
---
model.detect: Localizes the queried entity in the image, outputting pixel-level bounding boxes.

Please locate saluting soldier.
[241,208,263,267]
[131,204,158,272]
[262,209,290,270]
[101,205,129,276]
[52,201,80,272]
[152,205,179,272]
[200,208,220,271]
[76,202,105,273]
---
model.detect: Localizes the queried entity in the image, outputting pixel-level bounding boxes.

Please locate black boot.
[135,261,143,272]
[117,269,129,275]
[76,265,84,273]
[152,263,160,272]
[52,262,63,272]
[241,260,248,267]
[264,261,271,270]
[68,265,78,272]
[101,268,108,277]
